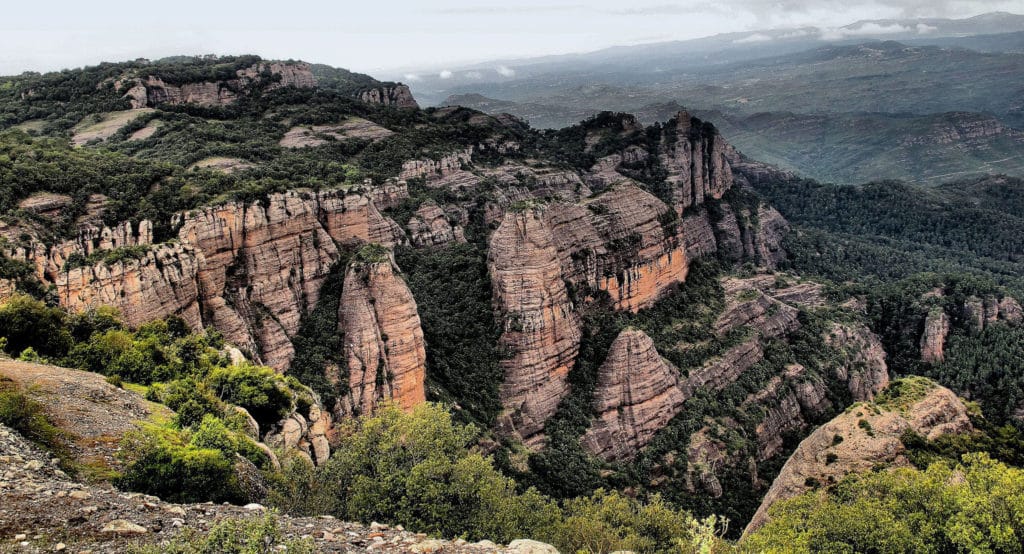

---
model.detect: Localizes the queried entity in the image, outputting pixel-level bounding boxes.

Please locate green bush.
[131,513,314,554]
[0,294,72,358]
[0,377,69,460]
[116,424,246,504]
[742,453,1024,553]
[207,364,293,430]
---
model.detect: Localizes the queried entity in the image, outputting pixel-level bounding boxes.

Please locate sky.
[1,0,1021,76]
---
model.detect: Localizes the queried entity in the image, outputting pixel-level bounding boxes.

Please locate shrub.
[0,294,72,358]
[116,424,246,504]
[0,377,69,460]
[207,364,293,430]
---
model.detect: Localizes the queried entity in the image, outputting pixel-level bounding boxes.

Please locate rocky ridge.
[744,379,973,535]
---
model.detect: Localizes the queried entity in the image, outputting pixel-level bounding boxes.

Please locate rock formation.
[545,184,689,312]
[489,210,581,447]
[826,323,889,401]
[407,202,466,247]
[336,255,427,417]
[11,190,406,371]
[660,111,735,214]
[121,62,316,108]
[581,329,687,460]
[358,84,419,109]
[744,379,973,535]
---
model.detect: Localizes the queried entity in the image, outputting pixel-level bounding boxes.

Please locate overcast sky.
[1,0,1020,76]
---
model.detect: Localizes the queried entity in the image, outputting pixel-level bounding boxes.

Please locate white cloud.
[820,22,915,40]
[916,23,938,33]
[439,69,453,79]
[403,73,421,81]
[779,29,815,39]
[733,32,773,43]
[496,65,516,77]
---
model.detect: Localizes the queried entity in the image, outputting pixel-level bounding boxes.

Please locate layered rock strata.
[581,329,687,460]
[336,257,427,417]
[489,210,581,447]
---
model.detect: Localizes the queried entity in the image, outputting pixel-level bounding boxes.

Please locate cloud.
[439,69,453,79]
[916,23,938,33]
[496,65,516,77]
[733,32,773,43]
[819,21,918,40]
[428,4,583,15]
[403,73,421,82]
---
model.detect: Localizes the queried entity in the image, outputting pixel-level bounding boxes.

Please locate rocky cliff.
[744,379,973,535]
[120,62,317,108]
[358,85,420,109]
[545,184,689,312]
[660,112,735,214]
[12,189,406,371]
[581,329,687,460]
[489,210,581,447]
[336,255,428,417]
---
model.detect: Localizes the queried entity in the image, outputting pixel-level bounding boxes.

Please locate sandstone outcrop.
[13,190,405,371]
[358,84,419,109]
[920,306,954,364]
[745,379,973,535]
[581,329,686,461]
[336,255,427,417]
[489,210,581,447]
[545,184,689,312]
[120,62,315,109]
[826,322,889,401]
[660,111,735,214]
[399,148,474,183]
[407,202,466,247]
[264,403,334,466]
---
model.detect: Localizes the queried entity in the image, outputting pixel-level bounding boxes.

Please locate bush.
[207,364,293,430]
[742,453,1024,553]
[0,294,72,358]
[0,377,69,460]
[116,424,246,504]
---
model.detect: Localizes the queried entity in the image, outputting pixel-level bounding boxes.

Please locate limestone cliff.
[744,379,973,535]
[581,329,686,461]
[489,210,581,447]
[336,255,428,417]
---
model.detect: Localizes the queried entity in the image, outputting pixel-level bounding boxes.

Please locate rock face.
[920,309,951,364]
[545,184,689,312]
[407,202,466,247]
[827,322,890,401]
[660,111,735,214]
[582,329,687,460]
[336,257,427,417]
[744,380,973,535]
[489,210,581,447]
[358,84,419,109]
[12,190,405,371]
[399,148,474,183]
[122,62,316,108]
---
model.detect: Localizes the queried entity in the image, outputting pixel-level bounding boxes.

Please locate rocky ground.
[0,425,554,553]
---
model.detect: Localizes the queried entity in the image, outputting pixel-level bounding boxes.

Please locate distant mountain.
[397,12,1024,105]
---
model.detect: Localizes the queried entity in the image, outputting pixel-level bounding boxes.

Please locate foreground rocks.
[0,424,551,553]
